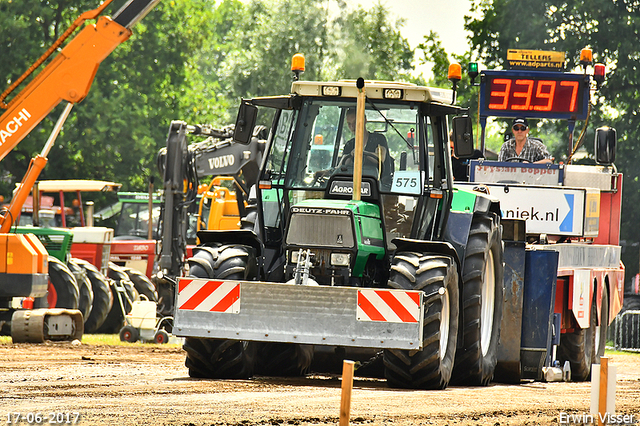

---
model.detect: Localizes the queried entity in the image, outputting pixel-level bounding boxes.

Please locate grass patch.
[605,348,640,357]
[0,333,181,348]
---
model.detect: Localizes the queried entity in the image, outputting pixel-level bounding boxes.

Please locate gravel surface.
[1,340,639,425]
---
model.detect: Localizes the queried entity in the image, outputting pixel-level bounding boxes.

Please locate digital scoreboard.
[479,70,590,120]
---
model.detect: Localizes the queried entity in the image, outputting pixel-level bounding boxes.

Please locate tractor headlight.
[383,88,403,99]
[290,250,299,263]
[330,253,350,267]
[322,86,341,96]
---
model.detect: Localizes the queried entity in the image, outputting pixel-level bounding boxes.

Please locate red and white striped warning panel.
[357,289,421,323]
[177,279,240,314]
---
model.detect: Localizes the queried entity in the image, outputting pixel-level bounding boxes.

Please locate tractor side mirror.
[233,100,258,144]
[595,126,616,165]
[452,115,474,158]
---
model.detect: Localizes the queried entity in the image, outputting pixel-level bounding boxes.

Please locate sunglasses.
[512,125,528,131]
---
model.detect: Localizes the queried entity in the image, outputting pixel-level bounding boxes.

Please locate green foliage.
[0,0,415,211]
[327,2,414,81]
[0,0,215,197]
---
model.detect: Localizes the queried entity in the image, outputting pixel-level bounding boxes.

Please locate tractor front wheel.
[384,253,459,389]
[183,244,261,379]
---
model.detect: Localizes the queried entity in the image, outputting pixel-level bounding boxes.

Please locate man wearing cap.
[498,118,552,164]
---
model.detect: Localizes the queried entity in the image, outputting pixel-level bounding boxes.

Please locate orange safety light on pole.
[291,53,305,81]
[580,48,593,68]
[448,63,462,104]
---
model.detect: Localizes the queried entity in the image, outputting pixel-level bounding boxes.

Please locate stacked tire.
[36,256,159,335]
[67,259,94,324]
[47,256,80,310]
[72,259,113,333]
[94,263,141,334]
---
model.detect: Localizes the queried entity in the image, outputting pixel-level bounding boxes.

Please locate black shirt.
[343,132,393,174]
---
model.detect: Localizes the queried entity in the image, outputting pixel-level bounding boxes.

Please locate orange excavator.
[0,0,160,342]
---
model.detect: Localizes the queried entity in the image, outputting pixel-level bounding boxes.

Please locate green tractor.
[171,75,503,389]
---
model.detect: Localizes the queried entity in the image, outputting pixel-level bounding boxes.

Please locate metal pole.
[40,102,74,158]
[148,177,154,239]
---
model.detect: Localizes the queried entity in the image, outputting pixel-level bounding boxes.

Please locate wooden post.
[352,78,365,202]
[598,357,608,426]
[339,360,355,426]
[148,177,154,240]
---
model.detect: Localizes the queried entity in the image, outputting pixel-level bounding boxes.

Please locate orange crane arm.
[0,0,160,230]
[0,0,161,163]
[0,17,131,163]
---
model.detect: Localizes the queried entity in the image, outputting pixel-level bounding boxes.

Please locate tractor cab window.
[261,109,297,229]
[287,99,424,195]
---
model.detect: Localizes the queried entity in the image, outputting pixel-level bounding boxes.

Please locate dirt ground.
[1,340,639,426]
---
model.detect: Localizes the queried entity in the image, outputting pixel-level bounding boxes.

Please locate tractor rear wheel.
[452,212,503,386]
[384,253,459,389]
[183,244,261,379]
[184,337,258,379]
[256,343,314,377]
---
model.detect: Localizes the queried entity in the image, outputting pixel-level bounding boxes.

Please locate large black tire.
[67,259,94,323]
[184,337,258,379]
[74,260,113,333]
[183,244,261,379]
[153,275,175,319]
[558,291,597,381]
[452,213,503,386]
[256,343,314,377]
[47,256,80,309]
[95,263,139,334]
[123,267,158,303]
[383,254,459,390]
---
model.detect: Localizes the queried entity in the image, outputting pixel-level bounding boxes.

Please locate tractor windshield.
[285,99,432,195]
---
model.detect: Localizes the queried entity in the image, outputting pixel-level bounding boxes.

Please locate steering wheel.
[504,156,531,163]
[312,171,329,187]
[339,150,380,167]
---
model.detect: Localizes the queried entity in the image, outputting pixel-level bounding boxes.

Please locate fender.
[197,229,263,257]
[391,237,461,273]
[474,191,501,218]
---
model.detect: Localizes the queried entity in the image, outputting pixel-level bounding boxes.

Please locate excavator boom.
[0,0,160,342]
[0,0,161,163]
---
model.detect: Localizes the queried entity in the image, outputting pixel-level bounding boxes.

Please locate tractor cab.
[235,80,465,287]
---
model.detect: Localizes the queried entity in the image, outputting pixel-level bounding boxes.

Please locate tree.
[215,0,415,113]
[0,0,214,198]
[1,0,417,210]
[327,2,414,82]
